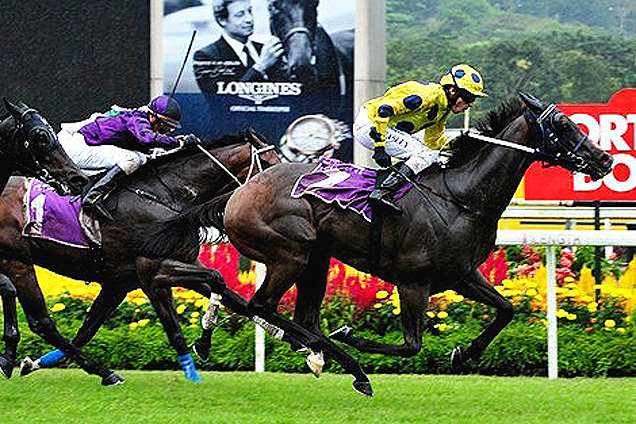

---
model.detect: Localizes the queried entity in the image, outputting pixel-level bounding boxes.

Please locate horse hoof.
[19,357,39,377]
[192,339,211,361]
[450,346,467,369]
[305,351,324,378]
[329,325,353,342]
[352,380,374,397]
[0,357,14,379]
[102,373,125,386]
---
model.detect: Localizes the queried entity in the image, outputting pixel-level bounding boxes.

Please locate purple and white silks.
[291,157,411,222]
[23,179,90,249]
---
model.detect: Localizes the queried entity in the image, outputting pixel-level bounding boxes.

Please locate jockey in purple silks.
[58,95,198,221]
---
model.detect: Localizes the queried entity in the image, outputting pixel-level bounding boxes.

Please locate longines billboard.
[164,0,355,162]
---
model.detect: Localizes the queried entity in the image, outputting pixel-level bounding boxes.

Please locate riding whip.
[169,30,197,98]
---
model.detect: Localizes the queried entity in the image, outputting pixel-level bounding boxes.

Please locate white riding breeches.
[353,108,439,174]
[58,127,147,176]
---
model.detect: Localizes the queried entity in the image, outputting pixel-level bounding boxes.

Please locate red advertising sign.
[525,89,636,201]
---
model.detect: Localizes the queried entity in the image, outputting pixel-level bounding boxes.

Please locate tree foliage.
[387,0,636,121]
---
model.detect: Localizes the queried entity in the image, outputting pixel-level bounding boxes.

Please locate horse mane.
[445,97,525,168]
[132,192,231,260]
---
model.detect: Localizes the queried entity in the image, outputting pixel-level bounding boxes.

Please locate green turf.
[1,370,634,424]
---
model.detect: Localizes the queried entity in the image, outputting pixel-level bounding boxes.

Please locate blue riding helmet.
[147,95,182,130]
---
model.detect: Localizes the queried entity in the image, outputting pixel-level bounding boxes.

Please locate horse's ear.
[518,92,545,114]
[3,98,19,117]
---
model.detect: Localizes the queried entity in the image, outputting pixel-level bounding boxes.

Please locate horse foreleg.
[330,282,429,357]
[450,269,514,369]
[22,288,128,374]
[0,274,19,378]
[9,261,123,385]
[142,287,202,382]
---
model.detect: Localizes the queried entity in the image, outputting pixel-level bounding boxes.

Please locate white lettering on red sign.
[569,113,636,193]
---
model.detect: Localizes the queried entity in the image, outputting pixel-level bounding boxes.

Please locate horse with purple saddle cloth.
[23,179,91,249]
[291,157,411,221]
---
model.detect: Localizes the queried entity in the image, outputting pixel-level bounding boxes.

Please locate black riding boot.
[82,166,127,222]
[369,162,416,215]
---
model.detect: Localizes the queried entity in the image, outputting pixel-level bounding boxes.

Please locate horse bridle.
[195,142,277,186]
[0,109,69,192]
[524,104,590,173]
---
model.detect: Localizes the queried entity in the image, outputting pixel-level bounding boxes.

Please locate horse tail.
[134,192,233,260]
[202,191,232,234]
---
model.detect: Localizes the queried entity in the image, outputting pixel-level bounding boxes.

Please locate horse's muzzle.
[589,154,614,182]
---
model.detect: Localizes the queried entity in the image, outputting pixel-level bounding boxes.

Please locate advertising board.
[525,89,636,201]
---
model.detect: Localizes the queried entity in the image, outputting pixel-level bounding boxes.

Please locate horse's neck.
[447,120,533,219]
[135,144,247,207]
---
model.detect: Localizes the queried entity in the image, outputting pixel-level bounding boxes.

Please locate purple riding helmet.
[147,95,182,130]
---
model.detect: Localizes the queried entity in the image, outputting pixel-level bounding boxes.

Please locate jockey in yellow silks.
[353,64,487,214]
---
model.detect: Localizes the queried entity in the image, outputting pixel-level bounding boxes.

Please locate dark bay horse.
[0,98,87,195]
[2,130,278,384]
[182,94,612,393]
[268,0,353,97]
[0,98,87,378]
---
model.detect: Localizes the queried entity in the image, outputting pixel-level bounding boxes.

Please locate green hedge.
[12,318,636,377]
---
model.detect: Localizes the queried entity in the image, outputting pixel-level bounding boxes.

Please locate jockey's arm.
[126,115,180,150]
[366,81,440,147]
[423,120,448,151]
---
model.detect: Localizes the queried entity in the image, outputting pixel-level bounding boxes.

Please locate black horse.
[3,130,278,384]
[268,0,353,97]
[160,94,612,394]
[0,98,87,378]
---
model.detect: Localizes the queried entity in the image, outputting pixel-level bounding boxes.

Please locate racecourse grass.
[1,370,634,424]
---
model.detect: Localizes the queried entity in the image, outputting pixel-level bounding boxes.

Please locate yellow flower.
[51,303,66,312]
[437,311,448,319]
[566,313,577,321]
[176,304,187,314]
[563,277,575,284]
[392,307,401,315]
[587,302,598,312]
[137,319,150,327]
[617,328,625,334]
[190,311,200,319]
[376,290,389,299]
[556,309,568,318]
[189,317,198,324]
[604,319,616,328]
[373,303,383,309]
[434,323,449,331]
[426,311,436,318]
[525,288,537,297]
[129,322,138,330]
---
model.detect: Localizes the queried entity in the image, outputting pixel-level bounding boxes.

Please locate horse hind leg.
[450,269,514,369]
[293,252,330,376]
[0,274,19,378]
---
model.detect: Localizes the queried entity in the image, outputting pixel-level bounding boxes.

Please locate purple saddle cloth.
[291,157,411,222]
[23,179,90,249]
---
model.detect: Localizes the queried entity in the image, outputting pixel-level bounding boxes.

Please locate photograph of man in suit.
[193,0,283,92]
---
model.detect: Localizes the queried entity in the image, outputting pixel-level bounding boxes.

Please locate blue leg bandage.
[179,353,202,382]
[39,349,66,367]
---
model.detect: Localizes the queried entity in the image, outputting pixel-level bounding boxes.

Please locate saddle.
[290,157,412,222]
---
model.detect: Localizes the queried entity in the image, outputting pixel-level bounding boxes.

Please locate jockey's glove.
[177,134,200,148]
[369,126,382,144]
[372,146,391,168]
